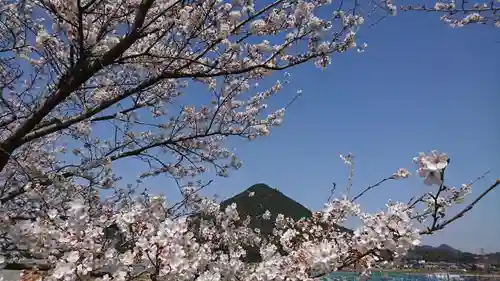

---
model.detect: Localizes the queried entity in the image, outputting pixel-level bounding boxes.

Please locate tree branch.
[420,178,500,235]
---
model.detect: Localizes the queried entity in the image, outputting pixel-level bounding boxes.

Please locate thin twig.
[327,182,337,202]
[352,176,393,202]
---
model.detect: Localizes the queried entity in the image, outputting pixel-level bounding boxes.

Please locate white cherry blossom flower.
[392,168,411,179]
[262,210,271,220]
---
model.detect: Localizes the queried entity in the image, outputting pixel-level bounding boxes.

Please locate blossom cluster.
[0,0,371,228]
[400,0,499,28]
[1,150,491,281]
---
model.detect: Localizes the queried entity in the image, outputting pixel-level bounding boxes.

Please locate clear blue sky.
[114,12,499,253]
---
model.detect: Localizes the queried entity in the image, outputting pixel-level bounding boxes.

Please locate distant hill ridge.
[407,244,500,263]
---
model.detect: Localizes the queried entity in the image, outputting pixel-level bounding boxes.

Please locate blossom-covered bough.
[0,0,498,281]
[2,151,498,281]
[400,0,499,27]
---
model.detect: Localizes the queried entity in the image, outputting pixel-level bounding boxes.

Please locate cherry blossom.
[392,168,410,180]
[3,161,498,281]
[413,150,449,186]
[0,1,498,281]
[401,0,499,27]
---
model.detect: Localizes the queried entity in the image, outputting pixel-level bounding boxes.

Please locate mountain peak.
[221,183,312,224]
[246,183,279,193]
[437,244,460,253]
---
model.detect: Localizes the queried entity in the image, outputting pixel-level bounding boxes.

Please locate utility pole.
[480,248,489,272]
